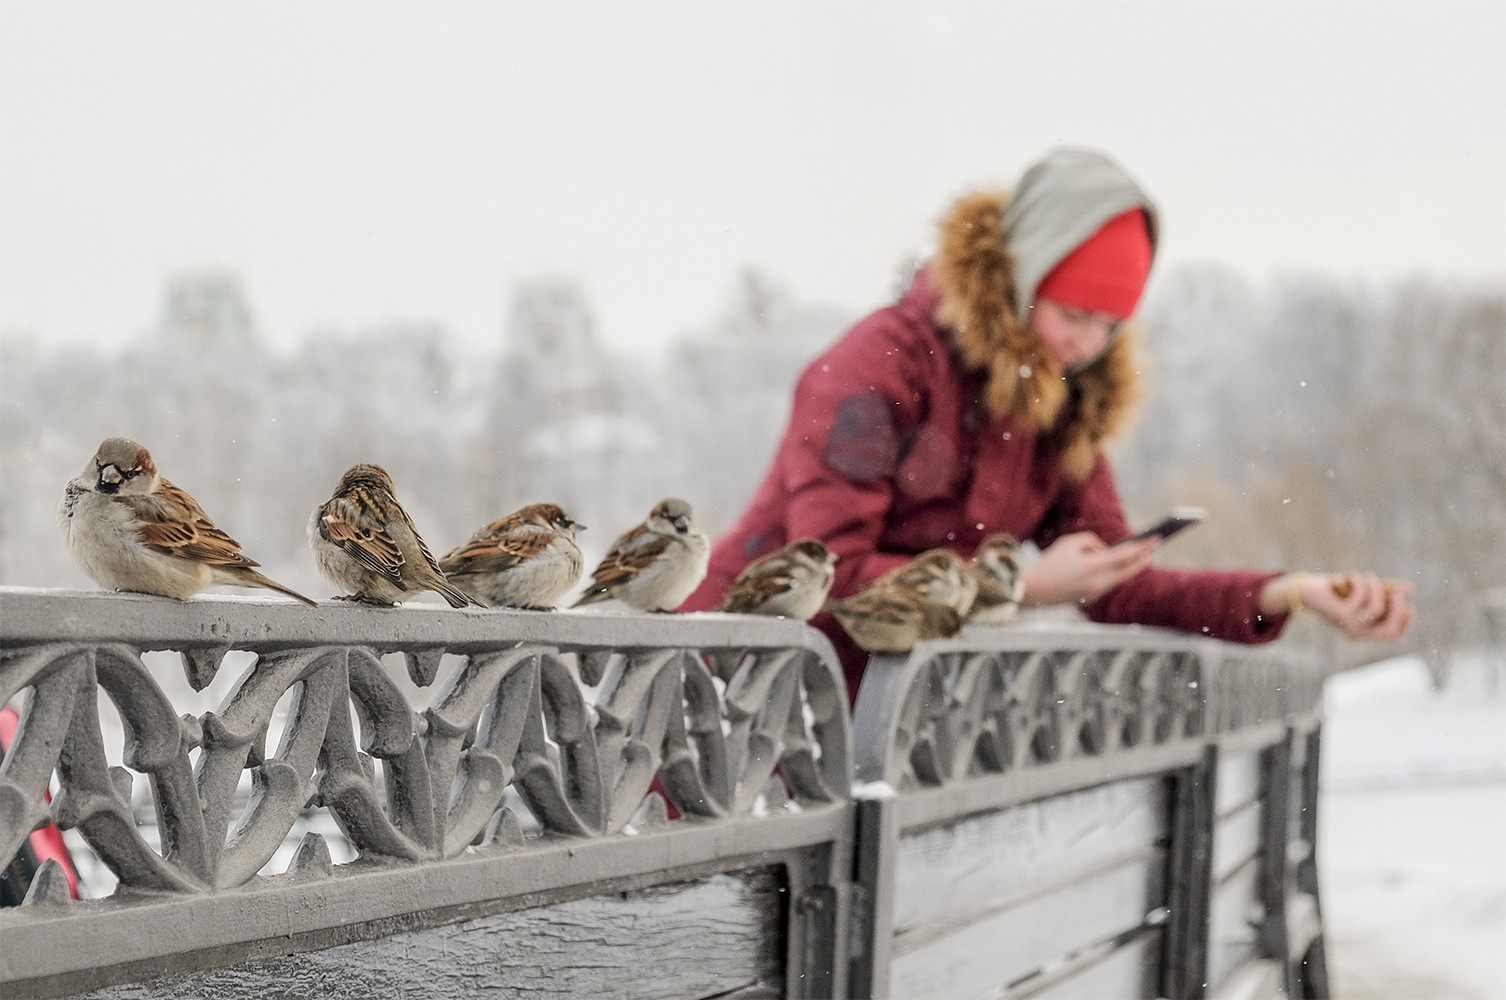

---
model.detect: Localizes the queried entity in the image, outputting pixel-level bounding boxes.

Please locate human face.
[1029,298,1121,372]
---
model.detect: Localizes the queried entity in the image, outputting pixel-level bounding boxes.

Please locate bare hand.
[1262,571,1415,640]
[1020,531,1158,607]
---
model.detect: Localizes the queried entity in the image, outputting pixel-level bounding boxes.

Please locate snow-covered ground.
[1320,653,1506,999]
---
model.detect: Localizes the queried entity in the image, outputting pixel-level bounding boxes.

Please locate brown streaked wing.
[126,480,259,568]
[389,497,448,579]
[919,601,964,639]
[721,566,797,612]
[588,526,672,590]
[879,549,962,589]
[440,528,554,575]
[463,512,526,545]
[319,495,406,586]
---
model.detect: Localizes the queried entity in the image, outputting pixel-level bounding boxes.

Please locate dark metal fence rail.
[847,627,1329,1000]
[1,591,1328,1000]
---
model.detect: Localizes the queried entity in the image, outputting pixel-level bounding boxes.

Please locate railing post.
[794,881,839,999]
[1258,727,1295,972]
[1289,724,1332,999]
[1164,743,1218,999]
[847,793,896,999]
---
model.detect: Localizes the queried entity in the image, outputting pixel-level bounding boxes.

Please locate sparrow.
[717,538,837,619]
[968,533,1026,625]
[871,548,979,619]
[309,463,476,608]
[58,436,317,605]
[438,503,585,610]
[825,586,964,653]
[571,498,710,612]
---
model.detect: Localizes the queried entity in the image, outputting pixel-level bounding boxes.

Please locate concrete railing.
[0,589,1329,999]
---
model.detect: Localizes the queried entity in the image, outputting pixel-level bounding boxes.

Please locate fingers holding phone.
[1022,531,1158,606]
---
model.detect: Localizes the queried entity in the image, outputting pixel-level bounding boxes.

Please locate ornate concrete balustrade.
[0,590,1329,999]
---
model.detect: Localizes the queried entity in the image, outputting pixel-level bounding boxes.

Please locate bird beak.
[97,464,124,493]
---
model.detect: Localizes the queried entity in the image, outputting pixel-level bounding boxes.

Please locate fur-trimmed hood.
[930,188,1149,482]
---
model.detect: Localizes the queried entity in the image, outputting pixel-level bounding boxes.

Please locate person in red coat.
[679,148,1413,699]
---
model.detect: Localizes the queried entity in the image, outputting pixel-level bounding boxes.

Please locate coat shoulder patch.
[823,391,900,484]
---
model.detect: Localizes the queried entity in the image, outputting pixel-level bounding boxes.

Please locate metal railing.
[847,627,1328,999]
[0,589,1329,999]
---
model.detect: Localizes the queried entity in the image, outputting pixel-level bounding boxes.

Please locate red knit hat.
[1035,208,1153,318]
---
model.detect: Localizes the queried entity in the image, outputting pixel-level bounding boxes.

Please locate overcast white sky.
[2,1,1502,356]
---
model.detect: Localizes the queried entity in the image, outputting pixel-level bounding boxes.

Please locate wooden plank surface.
[892,777,1168,937]
[1215,751,1261,817]
[1211,798,1263,884]
[78,868,785,1000]
[1010,929,1161,1000]
[1209,958,1284,1000]
[889,853,1162,999]
[1206,855,1262,990]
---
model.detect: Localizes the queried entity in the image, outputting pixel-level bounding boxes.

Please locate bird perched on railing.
[571,498,709,612]
[826,586,963,653]
[873,548,979,619]
[438,503,585,610]
[968,533,1026,625]
[59,436,316,605]
[717,538,837,619]
[825,548,975,652]
[309,463,476,608]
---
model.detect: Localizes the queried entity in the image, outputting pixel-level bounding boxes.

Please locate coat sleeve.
[780,313,926,596]
[1041,453,1291,644]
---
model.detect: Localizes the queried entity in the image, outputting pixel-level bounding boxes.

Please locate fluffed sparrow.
[968,533,1025,625]
[59,436,316,605]
[571,497,710,612]
[825,586,963,653]
[309,463,477,608]
[871,548,979,619]
[718,538,837,619]
[438,502,585,610]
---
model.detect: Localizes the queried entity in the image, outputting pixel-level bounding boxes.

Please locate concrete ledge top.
[0,586,836,654]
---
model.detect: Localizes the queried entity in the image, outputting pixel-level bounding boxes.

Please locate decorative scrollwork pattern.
[854,628,1323,790]
[0,592,851,897]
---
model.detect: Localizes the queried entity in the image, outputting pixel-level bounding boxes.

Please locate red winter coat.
[681,191,1287,699]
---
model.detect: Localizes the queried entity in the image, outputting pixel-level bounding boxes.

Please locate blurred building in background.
[156,271,258,352]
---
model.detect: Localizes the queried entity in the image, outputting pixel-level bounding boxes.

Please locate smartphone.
[1123,505,1208,544]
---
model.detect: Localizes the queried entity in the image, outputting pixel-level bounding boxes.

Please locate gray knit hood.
[1002,148,1160,326]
